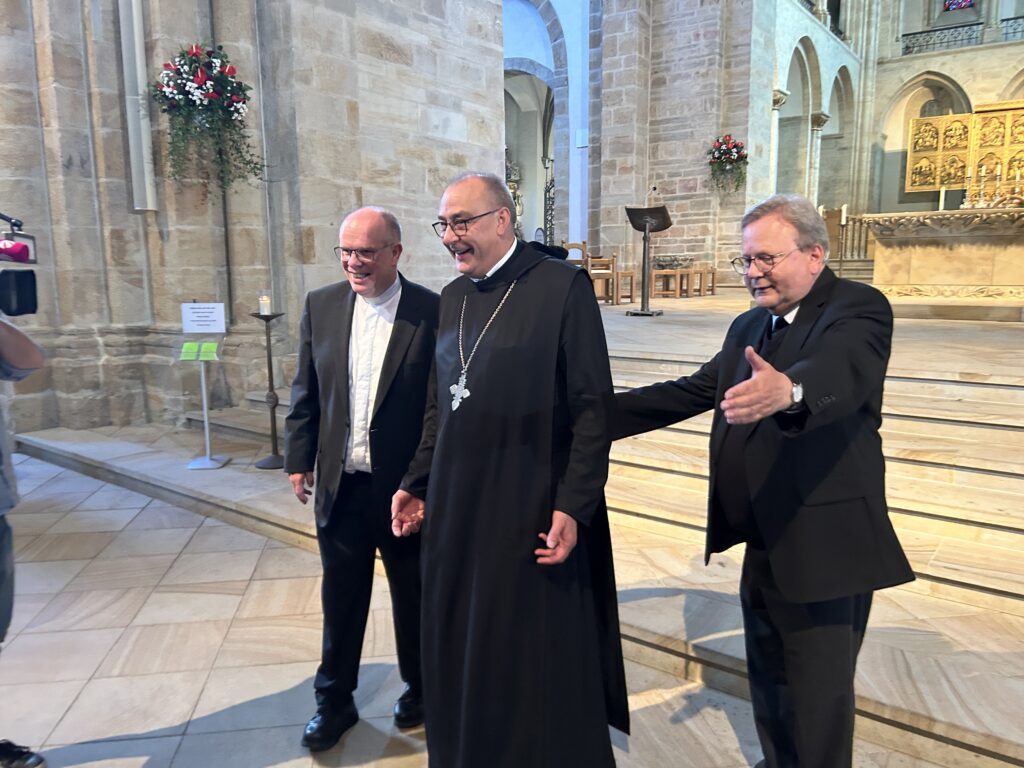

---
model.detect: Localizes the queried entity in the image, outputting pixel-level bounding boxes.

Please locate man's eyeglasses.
[334,244,396,263]
[730,246,804,275]
[431,209,500,237]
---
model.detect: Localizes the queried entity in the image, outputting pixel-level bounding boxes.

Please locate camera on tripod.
[0,211,37,316]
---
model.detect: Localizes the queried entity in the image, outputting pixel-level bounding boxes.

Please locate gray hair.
[340,206,402,243]
[742,194,829,256]
[448,171,517,225]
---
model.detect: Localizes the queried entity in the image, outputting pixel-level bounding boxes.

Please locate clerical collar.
[469,240,517,282]
[771,305,799,326]
[359,275,401,306]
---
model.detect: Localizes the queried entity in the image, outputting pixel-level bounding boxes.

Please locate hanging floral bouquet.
[707,134,748,192]
[151,44,263,192]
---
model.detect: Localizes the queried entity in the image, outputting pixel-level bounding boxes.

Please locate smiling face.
[338,208,401,299]
[740,212,825,316]
[438,176,515,279]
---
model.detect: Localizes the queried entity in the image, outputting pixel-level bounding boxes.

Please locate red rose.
[220,65,237,76]
[188,44,203,57]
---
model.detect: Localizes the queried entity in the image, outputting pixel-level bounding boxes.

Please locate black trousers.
[740,546,872,768]
[314,471,422,710]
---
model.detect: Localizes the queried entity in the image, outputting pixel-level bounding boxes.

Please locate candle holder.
[251,311,286,469]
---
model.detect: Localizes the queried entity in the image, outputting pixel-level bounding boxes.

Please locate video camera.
[0,211,37,316]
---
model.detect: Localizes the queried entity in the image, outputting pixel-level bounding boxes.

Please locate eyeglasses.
[730,246,804,275]
[333,244,396,263]
[431,209,500,237]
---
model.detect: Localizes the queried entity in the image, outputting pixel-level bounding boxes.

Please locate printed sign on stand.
[180,303,229,470]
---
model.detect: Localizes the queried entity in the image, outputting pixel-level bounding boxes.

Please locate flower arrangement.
[707,134,748,192]
[151,44,263,192]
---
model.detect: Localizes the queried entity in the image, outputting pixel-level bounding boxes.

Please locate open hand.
[721,346,793,424]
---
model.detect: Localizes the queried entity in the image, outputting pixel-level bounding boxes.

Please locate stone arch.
[503,0,570,243]
[777,46,813,195]
[819,66,856,208]
[1002,68,1024,100]
[872,71,971,212]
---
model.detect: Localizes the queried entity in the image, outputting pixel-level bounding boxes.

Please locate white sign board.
[181,303,226,334]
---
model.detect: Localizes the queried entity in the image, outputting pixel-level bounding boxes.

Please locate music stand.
[625,205,672,316]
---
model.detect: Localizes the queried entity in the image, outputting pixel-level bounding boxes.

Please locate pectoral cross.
[450,372,470,411]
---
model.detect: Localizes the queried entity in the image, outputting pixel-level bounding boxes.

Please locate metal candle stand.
[251,311,286,470]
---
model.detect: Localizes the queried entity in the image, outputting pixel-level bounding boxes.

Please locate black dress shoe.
[393,687,424,729]
[300,704,358,752]
[0,740,46,768]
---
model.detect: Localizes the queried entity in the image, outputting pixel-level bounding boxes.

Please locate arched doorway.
[777,49,812,195]
[504,73,554,243]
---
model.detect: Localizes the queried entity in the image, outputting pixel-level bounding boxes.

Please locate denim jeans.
[0,514,13,644]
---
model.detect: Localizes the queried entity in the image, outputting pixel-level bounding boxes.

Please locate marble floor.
[0,455,947,768]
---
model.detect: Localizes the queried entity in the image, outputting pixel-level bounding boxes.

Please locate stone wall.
[2,0,505,432]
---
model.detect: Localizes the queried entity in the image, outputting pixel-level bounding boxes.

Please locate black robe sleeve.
[553,271,614,527]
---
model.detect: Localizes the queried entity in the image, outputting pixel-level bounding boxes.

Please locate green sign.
[179,340,221,362]
[179,342,199,361]
[199,342,219,361]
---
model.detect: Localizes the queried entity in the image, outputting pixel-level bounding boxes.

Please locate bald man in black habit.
[392,172,629,768]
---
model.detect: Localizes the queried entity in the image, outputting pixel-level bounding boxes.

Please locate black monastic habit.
[402,241,630,768]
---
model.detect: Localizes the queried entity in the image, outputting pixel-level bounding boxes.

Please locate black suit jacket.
[284,274,439,527]
[614,268,914,603]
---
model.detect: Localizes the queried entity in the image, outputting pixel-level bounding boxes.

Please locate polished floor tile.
[64,554,176,592]
[0,627,123,683]
[214,614,322,668]
[13,560,90,595]
[187,660,317,733]
[18,532,118,562]
[132,582,247,625]
[236,576,323,618]
[96,620,231,678]
[160,550,260,585]
[98,528,195,560]
[47,670,209,744]
[38,735,181,768]
[182,524,267,554]
[253,546,323,579]
[23,587,151,633]
[0,680,86,745]
[47,508,141,534]
[124,503,205,530]
[172,725,313,767]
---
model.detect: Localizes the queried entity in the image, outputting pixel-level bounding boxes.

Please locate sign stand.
[625,205,672,317]
[181,302,230,470]
[180,338,230,470]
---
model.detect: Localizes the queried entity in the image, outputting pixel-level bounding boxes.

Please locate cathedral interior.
[1,0,1022,765]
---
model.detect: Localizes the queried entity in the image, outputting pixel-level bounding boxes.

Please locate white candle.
[840,204,848,226]
[258,293,272,315]
[938,185,946,211]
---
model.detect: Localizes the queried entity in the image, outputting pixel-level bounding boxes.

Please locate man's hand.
[535,510,578,565]
[391,489,425,537]
[289,472,315,504]
[721,346,794,424]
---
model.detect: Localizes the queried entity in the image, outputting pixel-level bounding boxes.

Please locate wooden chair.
[587,255,616,303]
[614,270,636,304]
[560,240,588,270]
[692,261,717,296]
[651,268,681,298]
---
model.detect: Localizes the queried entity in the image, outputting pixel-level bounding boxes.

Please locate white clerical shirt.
[345,278,402,473]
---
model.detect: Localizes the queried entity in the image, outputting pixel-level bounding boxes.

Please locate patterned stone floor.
[0,455,946,768]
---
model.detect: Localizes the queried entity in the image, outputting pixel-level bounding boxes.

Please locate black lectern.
[625,205,672,317]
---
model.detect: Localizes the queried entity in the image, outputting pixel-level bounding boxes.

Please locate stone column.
[808,111,831,203]
[597,0,652,266]
[982,0,1003,44]
[769,89,790,194]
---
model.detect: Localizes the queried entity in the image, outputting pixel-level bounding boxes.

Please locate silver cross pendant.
[450,372,471,411]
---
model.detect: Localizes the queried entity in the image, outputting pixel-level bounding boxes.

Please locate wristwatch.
[789,378,804,408]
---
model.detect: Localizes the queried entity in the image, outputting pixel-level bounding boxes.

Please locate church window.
[942,0,974,10]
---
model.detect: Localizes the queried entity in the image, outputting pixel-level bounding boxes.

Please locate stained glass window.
[943,0,974,10]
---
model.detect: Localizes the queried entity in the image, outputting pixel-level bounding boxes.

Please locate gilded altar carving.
[905,101,1024,193]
